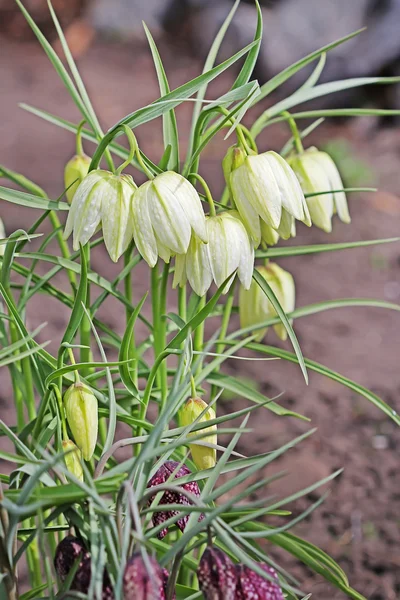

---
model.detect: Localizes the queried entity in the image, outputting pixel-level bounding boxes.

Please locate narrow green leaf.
[253,269,308,384]
[258,237,400,258]
[299,52,326,90]
[207,372,308,420]
[118,293,148,398]
[60,245,87,347]
[143,23,179,171]
[0,185,68,211]
[232,0,262,89]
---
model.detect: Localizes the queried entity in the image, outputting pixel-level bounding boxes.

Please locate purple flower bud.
[147,460,202,539]
[54,536,91,593]
[54,536,114,598]
[123,553,166,599]
[235,564,284,600]
[197,546,237,600]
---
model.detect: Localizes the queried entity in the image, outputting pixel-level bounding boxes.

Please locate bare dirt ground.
[1,36,400,599]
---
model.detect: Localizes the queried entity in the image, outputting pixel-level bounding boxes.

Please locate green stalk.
[158,263,170,410]
[80,244,92,376]
[193,295,206,375]
[124,244,137,387]
[211,280,236,400]
[178,285,187,323]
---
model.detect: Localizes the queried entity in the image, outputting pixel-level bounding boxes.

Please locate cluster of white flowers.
[64,143,349,299]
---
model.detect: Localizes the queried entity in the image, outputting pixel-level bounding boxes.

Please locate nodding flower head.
[64,169,136,262]
[62,439,83,481]
[146,460,202,539]
[63,383,98,461]
[288,146,350,233]
[235,563,284,600]
[239,263,295,342]
[131,171,207,267]
[123,553,169,600]
[173,210,254,297]
[226,148,310,246]
[197,546,237,600]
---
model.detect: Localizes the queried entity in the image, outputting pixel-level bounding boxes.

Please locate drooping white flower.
[239,263,295,341]
[225,148,311,245]
[131,171,207,267]
[64,169,136,262]
[288,147,350,233]
[173,210,254,296]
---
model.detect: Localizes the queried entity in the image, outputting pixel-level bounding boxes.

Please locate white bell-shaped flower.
[226,149,311,245]
[288,147,350,233]
[131,171,207,267]
[173,210,254,296]
[64,169,136,262]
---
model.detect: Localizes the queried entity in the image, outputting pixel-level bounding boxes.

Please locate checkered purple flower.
[146,460,202,539]
[235,563,284,600]
[197,546,237,600]
[123,553,175,599]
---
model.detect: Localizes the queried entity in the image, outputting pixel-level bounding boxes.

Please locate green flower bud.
[222,145,246,190]
[288,147,350,233]
[131,171,207,267]
[180,397,217,470]
[228,151,311,246]
[64,153,91,204]
[62,439,83,481]
[0,217,6,257]
[64,169,136,262]
[64,383,98,461]
[239,263,295,341]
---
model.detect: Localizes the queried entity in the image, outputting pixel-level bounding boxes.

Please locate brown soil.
[1,36,400,599]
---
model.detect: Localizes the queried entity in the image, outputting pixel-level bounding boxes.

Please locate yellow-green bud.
[222,145,246,189]
[64,153,91,204]
[64,383,98,461]
[62,439,84,481]
[180,398,217,471]
[239,263,295,341]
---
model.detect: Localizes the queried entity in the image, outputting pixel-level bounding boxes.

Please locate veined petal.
[72,179,105,250]
[155,234,172,264]
[260,220,280,246]
[102,176,134,262]
[230,167,261,245]
[227,212,254,290]
[245,154,282,229]
[186,236,213,297]
[150,178,191,254]
[173,253,187,289]
[64,170,106,243]
[318,152,351,224]
[159,171,208,243]
[276,208,294,240]
[296,153,334,232]
[267,151,310,224]
[207,214,239,293]
[131,181,158,267]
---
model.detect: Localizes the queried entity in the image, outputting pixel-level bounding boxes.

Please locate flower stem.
[193,295,206,374]
[178,285,187,323]
[282,111,304,154]
[80,244,92,377]
[75,119,86,156]
[189,173,216,216]
[211,280,236,400]
[124,244,137,387]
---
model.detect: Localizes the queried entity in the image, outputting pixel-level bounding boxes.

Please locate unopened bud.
[197,546,237,600]
[64,383,98,461]
[180,398,217,470]
[62,439,83,481]
[288,147,350,233]
[222,145,246,188]
[239,263,295,341]
[54,536,91,593]
[64,153,91,204]
[235,563,284,600]
[123,554,165,599]
[146,460,202,539]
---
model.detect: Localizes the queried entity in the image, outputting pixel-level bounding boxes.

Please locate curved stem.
[75,119,86,156]
[282,111,304,154]
[189,173,216,216]
[116,125,138,176]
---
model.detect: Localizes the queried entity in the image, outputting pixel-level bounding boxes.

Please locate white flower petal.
[173,253,187,289]
[150,178,191,254]
[186,236,213,297]
[131,181,158,267]
[297,153,334,232]
[318,152,351,224]
[276,208,294,240]
[207,215,239,292]
[102,177,134,262]
[64,170,106,244]
[267,152,309,223]
[230,166,261,245]
[245,154,282,229]
[159,171,208,243]
[227,212,254,290]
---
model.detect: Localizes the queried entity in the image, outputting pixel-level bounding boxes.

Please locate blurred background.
[1,1,400,599]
